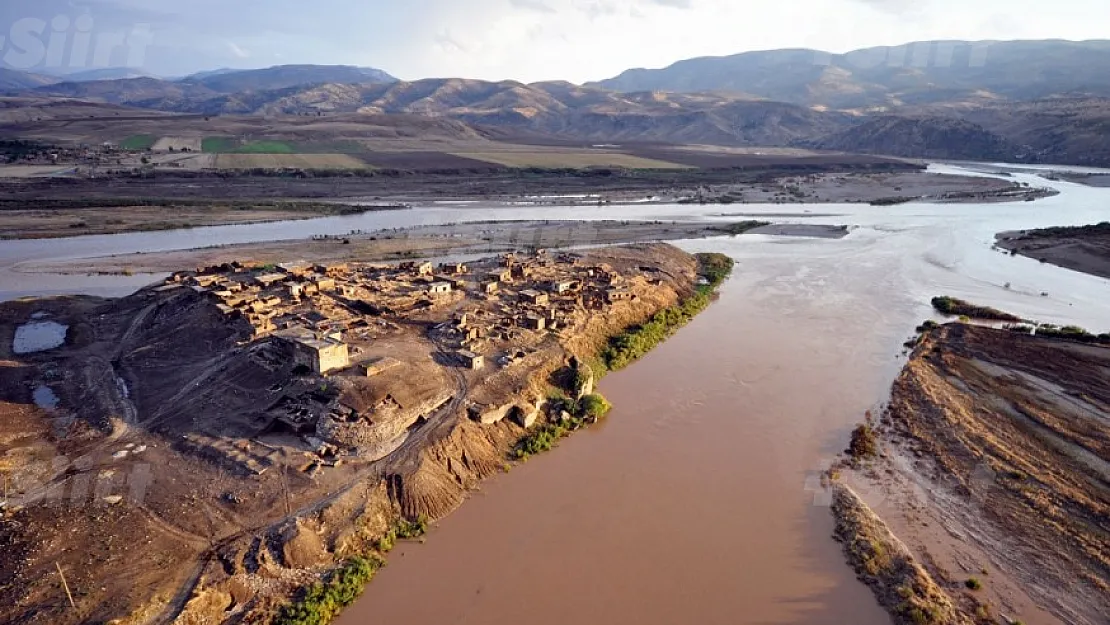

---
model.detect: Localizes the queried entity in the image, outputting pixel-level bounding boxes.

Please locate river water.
[3,165,1110,623]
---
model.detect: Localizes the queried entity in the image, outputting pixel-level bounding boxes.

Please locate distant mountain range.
[3,43,1110,166]
[589,40,1110,109]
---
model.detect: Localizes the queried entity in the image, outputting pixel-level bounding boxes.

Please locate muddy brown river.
[3,165,1110,623]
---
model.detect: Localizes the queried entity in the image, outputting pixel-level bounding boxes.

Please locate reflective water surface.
[3,166,1109,623]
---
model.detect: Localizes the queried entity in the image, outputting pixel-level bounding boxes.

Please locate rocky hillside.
[25,77,854,147]
[807,116,1021,161]
[0,68,59,91]
[591,40,1110,109]
[7,46,1110,166]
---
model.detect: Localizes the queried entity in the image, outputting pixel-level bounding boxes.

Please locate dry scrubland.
[453,151,690,170]
[214,154,371,170]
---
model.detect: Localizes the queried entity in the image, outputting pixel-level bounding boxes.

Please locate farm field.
[455,150,691,169]
[0,165,76,178]
[201,137,299,153]
[213,153,370,169]
[118,135,156,150]
[152,136,203,152]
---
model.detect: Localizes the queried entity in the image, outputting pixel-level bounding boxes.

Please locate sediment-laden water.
[3,166,1110,622]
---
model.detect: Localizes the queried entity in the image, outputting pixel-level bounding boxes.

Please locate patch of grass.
[201,136,239,153]
[119,134,156,150]
[965,577,983,591]
[273,555,384,625]
[602,253,733,371]
[203,137,297,154]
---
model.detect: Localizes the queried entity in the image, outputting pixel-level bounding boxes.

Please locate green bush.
[602,253,733,371]
[579,394,612,419]
[930,296,1021,322]
[513,422,571,459]
[273,556,383,625]
[965,577,983,591]
[848,424,878,459]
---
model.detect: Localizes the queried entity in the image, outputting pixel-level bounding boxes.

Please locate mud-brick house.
[281,333,349,375]
[458,350,485,370]
[522,314,547,330]
[520,289,550,306]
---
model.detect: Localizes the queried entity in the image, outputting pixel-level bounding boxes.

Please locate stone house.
[458,350,484,370]
[520,290,550,306]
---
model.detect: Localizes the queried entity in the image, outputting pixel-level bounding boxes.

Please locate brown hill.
[807,116,1021,161]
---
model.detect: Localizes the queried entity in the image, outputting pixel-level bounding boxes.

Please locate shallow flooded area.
[12,320,68,354]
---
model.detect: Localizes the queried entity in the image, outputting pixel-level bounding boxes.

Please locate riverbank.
[831,322,1110,625]
[12,220,773,277]
[0,168,1049,240]
[0,200,407,240]
[996,223,1110,280]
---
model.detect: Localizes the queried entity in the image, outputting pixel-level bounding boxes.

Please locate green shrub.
[848,424,878,459]
[273,556,383,625]
[394,517,428,539]
[579,394,612,419]
[965,577,983,591]
[930,296,1021,322]
[513,422,571,459]
[602,254,732,371]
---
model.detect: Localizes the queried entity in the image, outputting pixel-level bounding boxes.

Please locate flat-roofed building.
[458,350,485,370]
[427,281,452,296]
[520,289,549,306]
[278,332,349,375]
[278,262,312,277]
[362,357,402,377]
[522,314,546,330]
[254,273,286,287]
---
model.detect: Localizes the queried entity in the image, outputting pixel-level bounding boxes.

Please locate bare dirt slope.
[843,323,1110,625]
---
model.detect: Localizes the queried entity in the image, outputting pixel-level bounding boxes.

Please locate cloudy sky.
[1,0,1108,81]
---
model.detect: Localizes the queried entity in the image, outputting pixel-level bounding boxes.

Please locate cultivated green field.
[119,135,157,150]
[202,138,298,154]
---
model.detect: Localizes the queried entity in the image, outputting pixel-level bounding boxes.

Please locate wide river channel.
[3,164,1109,624]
